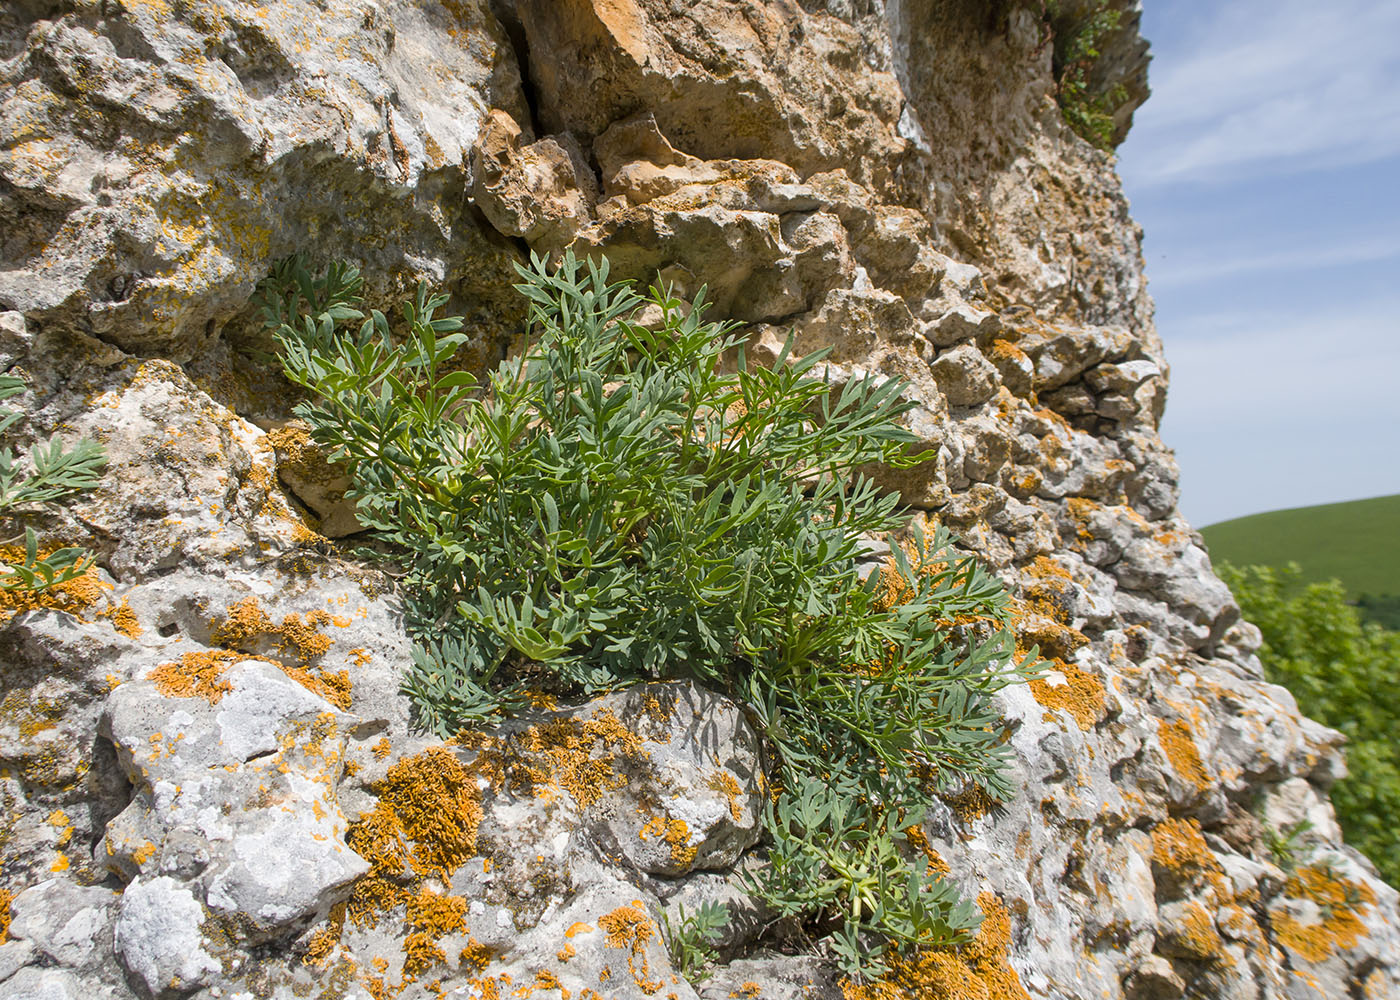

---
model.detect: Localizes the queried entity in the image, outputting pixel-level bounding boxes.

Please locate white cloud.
[1122,0,1400,186]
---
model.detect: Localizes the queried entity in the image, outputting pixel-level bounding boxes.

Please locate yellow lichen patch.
[304,902,347,967]
[346,747,481,927]
[106,598,144,638]
[528,970,564,994]
[49,852,69,873]
[941,785,995,825]
[1012,607,1089,662]
[841,892,1029,1000]
[707,771,745,823]
[1157,719,1211,791]
[903,824,950,877]
[639,816,697,868]
[46,809,73,847]
[1028,658,1105,731]
[599,904,663,995]
[211,595,276,648]
[212,597,336,664]
[0,545,111,622]
[730,984,762,999]
[0,887,10,943]
[467,710,650,809]
[1150,817,1220,877]
[1170,901,1225,960]
[280,664,353,711]
[557,943,577,962]
[460,937,496,974]
[372,737,393,760]
[1273,864,1378,962]
[149,650,244,703]
[1062,497,1100,542]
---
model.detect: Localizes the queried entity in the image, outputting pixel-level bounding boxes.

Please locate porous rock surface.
[0,1,1396,998]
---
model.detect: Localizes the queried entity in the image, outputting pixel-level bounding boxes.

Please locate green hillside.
[1202,494,1400,627]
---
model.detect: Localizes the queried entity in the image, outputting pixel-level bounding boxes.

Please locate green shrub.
[1220,562,1400,885]
[263,251,1035,979]
[1044,0,1129,149]
[1355,592,1400,631]
[659,901,727,982]
[0,374,106,592]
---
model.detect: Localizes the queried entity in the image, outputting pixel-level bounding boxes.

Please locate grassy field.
[1202,494,1400,621]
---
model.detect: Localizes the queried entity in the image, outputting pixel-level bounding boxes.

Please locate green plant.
[749,770,979,977]
[659,900,728,981]
[1262,817,1315,874]
[1044,0,1128,149]
[0,374,106,591]
[264,251,1035,980]
[1221,562,1400,886]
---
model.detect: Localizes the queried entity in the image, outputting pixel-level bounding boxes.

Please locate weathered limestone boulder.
[0,0,527,362]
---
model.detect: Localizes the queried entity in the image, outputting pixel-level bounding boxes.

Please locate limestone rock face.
[0,0,527,362]
[0,2,1396,1000]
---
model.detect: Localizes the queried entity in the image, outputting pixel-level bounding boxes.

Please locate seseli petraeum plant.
[264,250,1036,980]
[0,374,107,593]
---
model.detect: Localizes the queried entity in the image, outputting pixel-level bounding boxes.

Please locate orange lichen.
[0,545,111,621]
[346,746,481,928]
[407,887,467,937]
[149,650,243,703]
[730,984,762,999]
[372,737,393,760]
[1150,817,1220,877]
[1028,658,1105,731]
[212,597,336,664]
[600,904,664,994]
[460,937,495,974]
[941,785,995,825]
[280,664,353,710]
[304,902,347,967]
[1158,719,1211,791]
[639,816,697,868]
[1062,498,1099,542]
[1273,864,1378,962]
[107,598,144,638]
[0,888,11,943]
[841,893,1029,1000]
[1013,607,1089,662]
[903,824,951,877]
[557,943,577,962]
[1170,901,1224,960]
[467,710,649,809]
[707,771,745,823]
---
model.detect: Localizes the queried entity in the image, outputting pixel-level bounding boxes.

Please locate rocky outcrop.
[1,1,1395,999]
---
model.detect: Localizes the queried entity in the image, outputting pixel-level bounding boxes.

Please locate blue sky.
[1115,0,1400,526]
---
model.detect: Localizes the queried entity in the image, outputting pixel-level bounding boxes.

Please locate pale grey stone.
[113,877,221,997]
[7,879,118,970]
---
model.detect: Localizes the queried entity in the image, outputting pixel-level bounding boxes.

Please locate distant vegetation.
[1203,494,1400,629]
[1220,563,1400,886]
